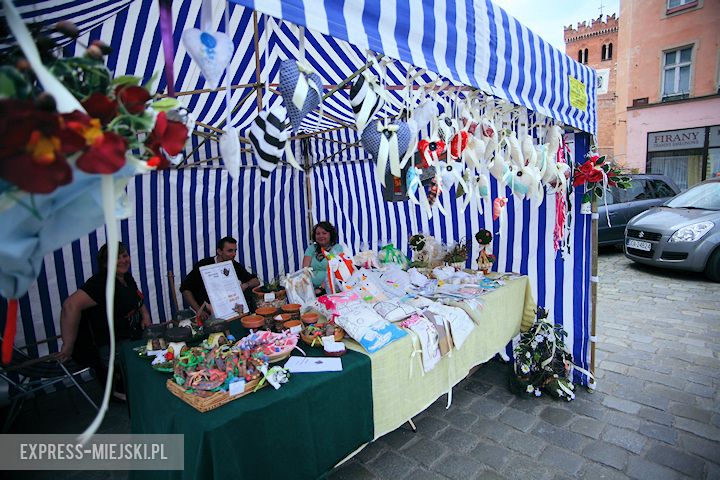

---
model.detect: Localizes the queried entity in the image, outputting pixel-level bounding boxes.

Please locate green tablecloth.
[120,327,373,480]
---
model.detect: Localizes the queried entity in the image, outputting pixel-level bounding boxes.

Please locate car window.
[666,181,720,210]
[650,180,676,198]
[620,179,651,202]
[604,187,618,205]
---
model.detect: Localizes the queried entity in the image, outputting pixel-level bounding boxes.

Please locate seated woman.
[302,222,344,296]
[57,242,150,397]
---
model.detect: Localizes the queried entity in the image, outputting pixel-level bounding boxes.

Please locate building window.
[667,0,698,14]
[584,48,588,64]
[662,46,692,100]
[578,50,583,63]
[601,45,607,61]
[607,43,613,60]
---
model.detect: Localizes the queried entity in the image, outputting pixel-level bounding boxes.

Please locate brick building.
[614,0,720,190]
[564,14,619,161]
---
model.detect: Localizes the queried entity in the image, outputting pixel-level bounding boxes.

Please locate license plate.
[627,239,651,251]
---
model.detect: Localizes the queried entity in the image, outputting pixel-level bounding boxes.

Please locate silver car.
[624,177,720,282]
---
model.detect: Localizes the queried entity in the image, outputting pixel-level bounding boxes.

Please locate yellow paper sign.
[568,75,588,111]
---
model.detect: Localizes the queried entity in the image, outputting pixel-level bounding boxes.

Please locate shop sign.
[648,127,705,152]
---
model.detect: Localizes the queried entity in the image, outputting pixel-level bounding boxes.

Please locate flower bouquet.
[508,307,576,401]
[573,153,631,205]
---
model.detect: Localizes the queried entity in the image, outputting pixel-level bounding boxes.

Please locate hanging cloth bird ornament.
[349,70,386,133]
[248,104,303,179]
[278,59,323,133]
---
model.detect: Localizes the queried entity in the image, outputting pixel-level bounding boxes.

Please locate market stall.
[1,0,600,467]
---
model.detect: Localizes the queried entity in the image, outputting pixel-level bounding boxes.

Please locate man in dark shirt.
[180,236,260,317]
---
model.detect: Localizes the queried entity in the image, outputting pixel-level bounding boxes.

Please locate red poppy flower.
[116,85,150,115]
[146,111,188,166]
[82,92,117,125]
[0,100,74,193]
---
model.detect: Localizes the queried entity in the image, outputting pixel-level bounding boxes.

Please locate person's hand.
[56,343,73,363]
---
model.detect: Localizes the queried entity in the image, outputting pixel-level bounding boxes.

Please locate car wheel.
[706,248,720,282]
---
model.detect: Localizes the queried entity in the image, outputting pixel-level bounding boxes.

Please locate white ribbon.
[406,330,425,379]
[78,175,118,445]
[375,123,401,185]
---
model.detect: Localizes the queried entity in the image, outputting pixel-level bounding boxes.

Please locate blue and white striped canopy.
[2,0,595,385]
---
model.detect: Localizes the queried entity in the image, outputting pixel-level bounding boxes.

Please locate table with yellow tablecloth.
[345,274,536,438]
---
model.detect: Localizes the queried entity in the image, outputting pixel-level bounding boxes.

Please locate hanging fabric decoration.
[408,101,437,137]
[417,138,445,168]
[349,71,385,132]
[493,196,508,221]
[158,0,177,97]
[462,134,486,170]
[218,3,240,179]
[248,105,302,178]
[181,0,234,88]
[278,59,323,133]
[325,249,355,293]
[437,115,457,142]
[449,130,469,159]
[361,120,412,186]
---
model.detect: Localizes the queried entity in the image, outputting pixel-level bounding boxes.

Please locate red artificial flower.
[115,85,150,115]
[61,111,127,174]
[0,99,74,193]
[145,111,188,167]
[82,92,117,125]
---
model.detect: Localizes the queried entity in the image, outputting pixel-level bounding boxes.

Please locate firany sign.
[647,127,705,152]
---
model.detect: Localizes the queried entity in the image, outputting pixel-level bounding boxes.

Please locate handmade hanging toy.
[349,70,385,132]
[407,167,434,217]
[449,130,469,159]
[248,104,303,178]
[361,120,412,186]
[493,196,508,221]
[181,0,234,87]
[278,59,323,133]
[417,138,445,168]
[407,101,438,137]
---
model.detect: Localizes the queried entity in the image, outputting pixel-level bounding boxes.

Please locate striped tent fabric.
[0,166,309,357]
[1,0,596,384]
[231,0,597,135]
[311,134,593,384]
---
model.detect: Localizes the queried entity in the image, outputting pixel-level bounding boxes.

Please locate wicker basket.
[300,326,345,347]
[166,378,265,412]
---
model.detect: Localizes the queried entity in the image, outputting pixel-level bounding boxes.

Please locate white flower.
[534,390,542,397]
[521,364,530,374]
[526,385,534,393]
[525,352,531,358]
[531,341,538,348]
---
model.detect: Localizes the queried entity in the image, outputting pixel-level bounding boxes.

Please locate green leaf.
[455,184,465,198]
[151,97,180,111]
[111,75,142,87]
[582,192,591,204]
[594,186,604,198]
[143,71,160,92]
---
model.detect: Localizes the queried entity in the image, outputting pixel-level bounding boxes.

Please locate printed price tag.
[264,292,276,302]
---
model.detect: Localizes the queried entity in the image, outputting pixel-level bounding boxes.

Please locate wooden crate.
[166,378,265,413]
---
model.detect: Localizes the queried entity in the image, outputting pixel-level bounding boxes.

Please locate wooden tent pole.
[303,140,315,238]
[252,11,263,113]
[589,197,598,391]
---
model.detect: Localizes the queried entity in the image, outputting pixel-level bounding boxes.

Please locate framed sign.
[199,261,248,320]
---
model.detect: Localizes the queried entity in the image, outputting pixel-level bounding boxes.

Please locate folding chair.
[0,335,99,432]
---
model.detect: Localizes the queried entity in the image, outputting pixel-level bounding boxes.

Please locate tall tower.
[564,14,619,161]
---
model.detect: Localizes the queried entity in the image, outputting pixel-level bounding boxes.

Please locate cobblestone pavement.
[327,249,720,480]
[3,249,719,479]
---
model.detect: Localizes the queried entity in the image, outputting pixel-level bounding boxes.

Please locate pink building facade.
[615,0,720,189]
